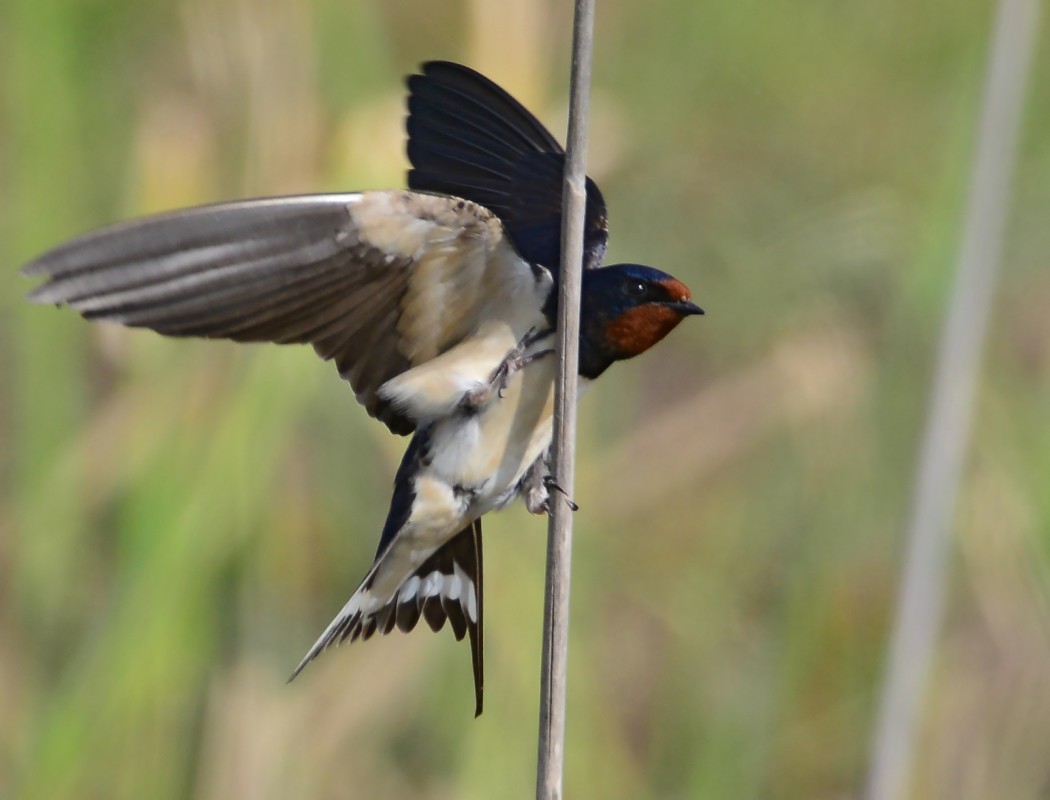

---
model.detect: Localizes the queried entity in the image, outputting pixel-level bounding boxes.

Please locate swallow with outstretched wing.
[22,62,703,716]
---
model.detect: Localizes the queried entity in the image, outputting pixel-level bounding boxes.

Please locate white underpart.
[445,572,462,602]
[456,564,478,623]
[421,571,443,598]
[399,575,421,603]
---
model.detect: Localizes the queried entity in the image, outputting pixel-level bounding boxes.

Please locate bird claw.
[521,464,577,515]
[461,326,551,409]
[542,475,579,512]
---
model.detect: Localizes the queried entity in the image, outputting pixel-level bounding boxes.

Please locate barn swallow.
[22,61,703,716]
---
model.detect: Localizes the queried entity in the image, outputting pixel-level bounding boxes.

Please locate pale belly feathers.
[364,336,561,606]
[428,336,558,512]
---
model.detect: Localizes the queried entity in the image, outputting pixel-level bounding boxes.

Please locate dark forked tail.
[290,520,485,716]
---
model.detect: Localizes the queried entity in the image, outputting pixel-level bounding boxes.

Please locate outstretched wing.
[290,519,485,716]
[406,61,609,273]
[23,191,544,435]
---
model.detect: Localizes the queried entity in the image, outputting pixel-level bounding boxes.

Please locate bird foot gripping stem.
[543,476,579,512]
[460,327,553,410]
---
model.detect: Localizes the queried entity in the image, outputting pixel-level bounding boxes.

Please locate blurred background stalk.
[865,1,1041,798]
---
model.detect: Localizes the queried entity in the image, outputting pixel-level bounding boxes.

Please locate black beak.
[670,299,705,316]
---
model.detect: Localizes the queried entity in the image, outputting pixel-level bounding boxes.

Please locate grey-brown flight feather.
[23,191,516,435]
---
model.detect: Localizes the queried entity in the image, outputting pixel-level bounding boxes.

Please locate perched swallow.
[22,62,703,716]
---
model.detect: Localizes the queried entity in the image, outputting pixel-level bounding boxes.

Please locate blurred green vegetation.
[2,0,1048,797]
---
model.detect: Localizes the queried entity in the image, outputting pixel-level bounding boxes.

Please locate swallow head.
[578,264,703,379]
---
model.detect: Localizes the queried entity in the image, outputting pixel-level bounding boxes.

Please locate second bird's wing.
[24,191,548,434]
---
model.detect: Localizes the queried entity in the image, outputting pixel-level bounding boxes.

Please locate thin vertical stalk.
[535,0,595,797]
[865,1,1040,798]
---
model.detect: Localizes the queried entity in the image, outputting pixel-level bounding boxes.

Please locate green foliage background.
[2,0,1048,797]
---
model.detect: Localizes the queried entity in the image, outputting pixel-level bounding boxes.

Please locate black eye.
[624,280,647,298]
